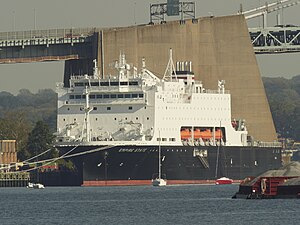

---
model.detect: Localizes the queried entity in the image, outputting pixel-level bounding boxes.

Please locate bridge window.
[107,107,111,110]
[111,94,117,98]
[91,82,99,86]
[69,95,75,99]
[103,94,109,99]
[75,95,82,99]
[139,93,144,98]
[93,107,97,110]
[90,95,96,99]
[118,94,124,98]
[110,82,118,86]
[100,82,109,86]
[74,82,84,87]
[132,94,138,98]
[129,106,133,110]
[125,94,131,98]
[120,81,128,85]
[129,81,138,86]
[96,94,102,99]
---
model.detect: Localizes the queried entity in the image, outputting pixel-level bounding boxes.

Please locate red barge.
[233,162,300,199]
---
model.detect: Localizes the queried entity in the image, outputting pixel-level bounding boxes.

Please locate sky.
[0,0,300,94]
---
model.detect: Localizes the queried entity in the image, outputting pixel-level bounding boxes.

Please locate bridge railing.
[0,28,97,41]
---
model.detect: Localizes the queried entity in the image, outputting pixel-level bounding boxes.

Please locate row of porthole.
[62,117,150,122]
[156,138,176,142]
[163,118,230,121]
[159,107,230,110]
[67,106,134,111]
[167,107,230,110]
[193,97,229,100]
[149,149,187,152]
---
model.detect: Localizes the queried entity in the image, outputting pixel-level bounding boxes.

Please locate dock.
[0,172,30,187]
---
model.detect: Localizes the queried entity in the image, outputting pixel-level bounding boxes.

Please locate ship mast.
[84,87,93,142]
[158,130,162,180]
[163,48,177,81]
[215,121,222,178]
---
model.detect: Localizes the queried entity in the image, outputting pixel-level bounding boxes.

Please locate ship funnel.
[175,61,193,73]
[176,62,180,71]
[185,61,189,72]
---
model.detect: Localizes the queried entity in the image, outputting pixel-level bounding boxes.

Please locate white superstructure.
[56,50,248,147]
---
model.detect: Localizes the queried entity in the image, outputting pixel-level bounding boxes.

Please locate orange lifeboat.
[180,129,191,140]
[194,128,202,139]
[215,129,223,140]
[200,129,212,139]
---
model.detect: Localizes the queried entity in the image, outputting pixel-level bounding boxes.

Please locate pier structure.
[0,172,30,187]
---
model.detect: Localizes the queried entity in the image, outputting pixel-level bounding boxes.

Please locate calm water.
[0,184,299,225]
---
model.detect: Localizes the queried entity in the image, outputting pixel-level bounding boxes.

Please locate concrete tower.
[82,15,276,142]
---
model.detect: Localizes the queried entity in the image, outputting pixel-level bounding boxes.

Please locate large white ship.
[55,50,282,186]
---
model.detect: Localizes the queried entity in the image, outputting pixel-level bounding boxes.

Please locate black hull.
[57,145,282,185]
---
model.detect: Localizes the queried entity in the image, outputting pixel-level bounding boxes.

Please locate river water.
[0,184,299,225]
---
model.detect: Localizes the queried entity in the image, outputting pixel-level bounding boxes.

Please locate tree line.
[0,76,299,161]
[0,89,57,161]
[263,75,300,141]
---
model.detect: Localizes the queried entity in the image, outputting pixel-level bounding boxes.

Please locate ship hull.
[57,145,282,186]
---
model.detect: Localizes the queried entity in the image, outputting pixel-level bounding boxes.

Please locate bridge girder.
[249,26,300,54]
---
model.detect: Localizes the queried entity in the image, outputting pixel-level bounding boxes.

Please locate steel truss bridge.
[0,0,300,61]
[0,28,96,63]
[242,0,300,54]
[249,26,300,54]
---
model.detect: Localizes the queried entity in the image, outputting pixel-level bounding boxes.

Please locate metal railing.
[0,27,96,41]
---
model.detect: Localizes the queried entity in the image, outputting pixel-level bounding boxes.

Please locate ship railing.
[66,98,145,105]
[70,75,87,80]
[70,86,142,92]
[204,90,230,94]
[88,86,142,92]
[249,141,282,148]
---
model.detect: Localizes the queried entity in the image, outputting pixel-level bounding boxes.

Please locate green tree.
[263,75,300,141]
[27,121,56,160]
[0,111,32,160]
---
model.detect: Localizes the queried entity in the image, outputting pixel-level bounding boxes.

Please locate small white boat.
[215,177,233,185]
[33,183,45,189]
[27,182,45,189]
[152,178,167,186]
[152,132,167,187]
[27,182,34,188]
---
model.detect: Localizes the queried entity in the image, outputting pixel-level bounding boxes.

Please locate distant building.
[0,140,17,171]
